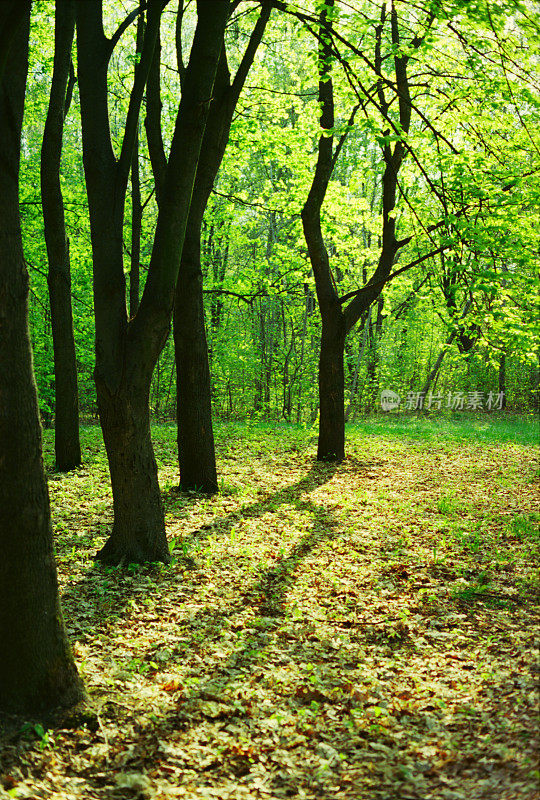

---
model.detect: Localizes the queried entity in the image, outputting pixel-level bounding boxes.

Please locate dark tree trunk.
[170,6,270,492]
[130,141,141,317]
[41,0,81,472]
[0,2,84,715]
[129,13,144,318]
[175,225,218,492]
[318,306,346,461]
[77,2,230,564]
[302,3,418,459]
[95,379,167,563]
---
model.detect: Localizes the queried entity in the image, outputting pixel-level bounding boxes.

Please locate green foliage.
[20,0,540,424]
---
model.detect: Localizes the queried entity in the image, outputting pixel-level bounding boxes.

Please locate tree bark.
[94,379,166,564]
[318,305,346,460]
[41,0,81,472]
[498,353,506,409]
[0,2,84,715]
[175,225,217,491]
[129,8,144,319]
[77,1,230,563]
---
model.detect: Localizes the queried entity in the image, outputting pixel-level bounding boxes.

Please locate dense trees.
[0,1,83,715]
[19,0,538,437]
[0,0,538,718]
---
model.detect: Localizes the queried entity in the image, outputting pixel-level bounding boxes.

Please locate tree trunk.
[318,306,346,461]
[498,353,507,409]
[95,380,169,564]
[421,340,449,399]
[129,13,144,319]
[41,0,81,472]
[130,130,141,318]
[174,226,218,494]
[345,308,370,422]
[174,225,218,492]
[0,2,84,715]
[171,6,270,491]
[365,295,384,410]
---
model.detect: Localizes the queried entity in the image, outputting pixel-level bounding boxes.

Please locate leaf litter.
[0,421,538,799]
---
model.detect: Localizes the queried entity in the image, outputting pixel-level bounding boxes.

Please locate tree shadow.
[59,460,341,644]
[73,486,370,797]
[178,460,340,551]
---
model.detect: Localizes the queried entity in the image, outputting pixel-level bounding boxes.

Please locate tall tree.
[129,12,145,319]
[76,0,230,564]
[301,0,435,460]
[0,1,83,715]
[41,0,81,471]
[145,2,271,492]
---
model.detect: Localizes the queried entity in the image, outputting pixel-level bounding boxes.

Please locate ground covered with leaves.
[1,416,539,800]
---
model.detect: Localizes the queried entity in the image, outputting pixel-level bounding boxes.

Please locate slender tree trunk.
[129,14,144,318]
[0,2,83,715]
[41,0,81,472]
[365,295,384,409]
[421,340,450,399]
[175,224,218,492]
[498,353,507,409]
[345,308,370,421]
[171,6,270,491]
[130,133,141,317]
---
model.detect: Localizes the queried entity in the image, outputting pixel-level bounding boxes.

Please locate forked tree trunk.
[41,0,81,472]
[77,2,229,564]
[302,2,416,460]
[0,2,83,714]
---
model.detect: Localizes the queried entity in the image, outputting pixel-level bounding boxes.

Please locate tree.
[301,0,424,460]
[41,0,81,471]
[173,2,272,492]
[0,0,83,715]
[143,1,271,492]
[76,0,230,564]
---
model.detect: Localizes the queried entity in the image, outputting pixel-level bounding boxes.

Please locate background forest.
[22,0,540,426]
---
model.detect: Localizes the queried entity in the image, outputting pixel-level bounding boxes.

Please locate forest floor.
[0,415,539,800]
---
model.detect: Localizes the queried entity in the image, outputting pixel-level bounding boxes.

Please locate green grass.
[348,412,539,447]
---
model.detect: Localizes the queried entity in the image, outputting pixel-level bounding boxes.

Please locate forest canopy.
[21,0,539,427]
